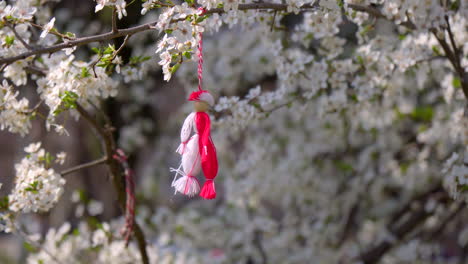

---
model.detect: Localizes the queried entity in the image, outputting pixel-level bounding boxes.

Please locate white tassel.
[172,175,200,197]
[171,134,202,196]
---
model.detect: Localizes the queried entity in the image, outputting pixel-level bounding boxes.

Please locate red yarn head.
[188,90,214,106]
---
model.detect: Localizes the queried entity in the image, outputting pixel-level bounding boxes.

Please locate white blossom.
[40,17,55,38]
[8,142,66,213]
[0,80,31,136]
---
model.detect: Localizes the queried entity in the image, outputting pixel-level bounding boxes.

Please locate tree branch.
[75,104,150,264]
[358,184,445,264]
[60,156,108,176]
[431,29,468,99]
[0,2,320,66]
[347,4,417,29]
[420,202,465,241]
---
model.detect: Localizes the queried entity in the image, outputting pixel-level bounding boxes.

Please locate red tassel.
[200,180,216,199]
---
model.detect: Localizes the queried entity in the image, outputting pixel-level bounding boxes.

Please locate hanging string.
[197,7,206,91]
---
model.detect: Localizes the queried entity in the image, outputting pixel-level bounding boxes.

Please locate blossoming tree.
[0,0,467,263]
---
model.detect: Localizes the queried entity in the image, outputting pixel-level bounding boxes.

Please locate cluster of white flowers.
[0,80,31,136]
[154,4,206,81]
[0,1,36,21]
[295,6,342,41]
[214,87,264,130]
[380,0,446,29]
[8,142,66,213]
[443,151,468,203]
[26,219,202,264]
[2,59,30,87]
[0,0,41,86]
[36,53,118,117]
[95,0,127,19]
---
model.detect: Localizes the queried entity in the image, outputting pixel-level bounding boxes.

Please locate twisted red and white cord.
[197,7,206,92]
[113,149,135,247]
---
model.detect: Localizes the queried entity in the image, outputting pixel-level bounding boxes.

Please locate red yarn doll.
[171,90,218,199]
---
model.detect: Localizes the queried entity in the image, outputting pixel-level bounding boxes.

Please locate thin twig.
[29,22,75,40]
[270,11,277,32]
[110,35,130,63]
[18,99,44,115]
[60,156,108,176]
[90,53,104,78]
[24,65,46,76]
[112,7,119,34]
[6,24,34,50]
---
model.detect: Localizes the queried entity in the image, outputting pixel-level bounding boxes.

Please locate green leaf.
[96,61,109,68]
[164,29,173,34]
[356,55,364,65]
[449,0,460,11]
[334,161,354,172]
[337,0,344,8]
[91,47,102,54]
[452,77,461,89]
[432,45,442,56]
[81,67,91,78]
[4,35,15,47]
[195,15,208,24]
[54,91,79,115]
[182,51,192,59]
[65,32,76,38]
[129,55,151,65]
[72,228,80,236]
[25,181,40,194]
[400,162,411,174]
[175,225,184,234]
[170,63,181,74]
[410,106,433,123]
[184,0,195,5]
[23,242,37,253]
[0,196,8,210]
[103,45,115,54]
[44,152,54,167]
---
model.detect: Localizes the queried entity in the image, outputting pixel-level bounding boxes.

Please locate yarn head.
[188,90,214,107]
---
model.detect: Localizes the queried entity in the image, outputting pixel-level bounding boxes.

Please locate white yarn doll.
[171,90,218,199]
